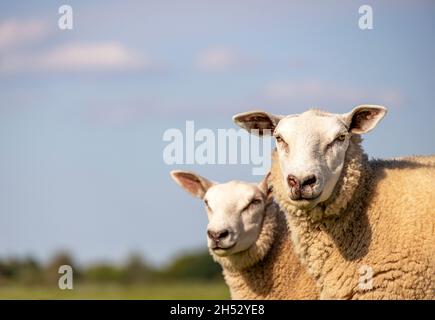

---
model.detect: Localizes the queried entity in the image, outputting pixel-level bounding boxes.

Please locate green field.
[0,282,230,300]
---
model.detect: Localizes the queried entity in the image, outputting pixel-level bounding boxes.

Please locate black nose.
[207,229,230,242]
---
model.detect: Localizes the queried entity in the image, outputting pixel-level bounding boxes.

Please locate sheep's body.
[212,202,318,299]
[270,137,435,299]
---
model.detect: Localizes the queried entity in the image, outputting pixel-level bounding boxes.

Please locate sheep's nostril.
[207,230,217,240]
[287,174,300,189]
[302,175,317,188]
[219,230,229,239]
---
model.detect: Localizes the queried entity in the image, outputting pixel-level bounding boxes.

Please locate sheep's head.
[170,171,271,257]
[233,105,387,210]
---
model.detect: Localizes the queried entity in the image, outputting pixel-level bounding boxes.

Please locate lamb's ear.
[170,170,214,199]
[233,111,283,136]
[258,172,273,201]
[343,105,387,134]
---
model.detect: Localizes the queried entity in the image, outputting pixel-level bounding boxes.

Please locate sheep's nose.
[288,174,317,189]
[207,229,230,242]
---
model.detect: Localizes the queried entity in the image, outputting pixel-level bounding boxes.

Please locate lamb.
[233,105,435,299]
[170,170,318,299]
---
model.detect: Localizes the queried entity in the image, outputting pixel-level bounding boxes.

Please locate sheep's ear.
[233,110,283,136]
[170,170,214,199]
[343,105,387,134]
[258,172,273,201]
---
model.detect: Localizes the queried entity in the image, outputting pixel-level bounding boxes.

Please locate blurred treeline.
[0,249,224,286]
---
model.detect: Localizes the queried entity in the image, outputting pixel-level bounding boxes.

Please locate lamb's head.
[233,105,386,211]
[170,170,271,257]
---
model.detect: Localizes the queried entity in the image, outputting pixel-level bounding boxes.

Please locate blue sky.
[0,0,434,265]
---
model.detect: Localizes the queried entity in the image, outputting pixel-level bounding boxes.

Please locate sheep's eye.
[204,200,211,210]
[244,198,262,211]
[327,134,347,151]
[275,135,288,148]
[336,134,346,142]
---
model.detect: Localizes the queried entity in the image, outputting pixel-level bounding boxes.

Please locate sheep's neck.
[271,136,373,295]
[210,202,278,273]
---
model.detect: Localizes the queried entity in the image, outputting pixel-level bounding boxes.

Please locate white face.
[203,181,266,256]
[170,171,270,257]
[233,105,387,210]
[273,111,350,209]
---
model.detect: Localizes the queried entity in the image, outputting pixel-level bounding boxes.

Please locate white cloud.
[0,42,157,73]
[0,19,50,51]
[196,46,253,72]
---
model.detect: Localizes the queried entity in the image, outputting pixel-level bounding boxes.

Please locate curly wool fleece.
[211,201,318,300]
[271,135,435,299]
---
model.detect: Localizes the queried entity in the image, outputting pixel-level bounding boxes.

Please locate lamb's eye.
[251,198,262,206]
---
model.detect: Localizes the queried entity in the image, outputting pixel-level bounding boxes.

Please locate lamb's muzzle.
[170,170,319,300]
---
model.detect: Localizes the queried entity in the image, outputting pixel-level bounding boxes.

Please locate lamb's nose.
[287,174,300,189]
[207,229,230,241]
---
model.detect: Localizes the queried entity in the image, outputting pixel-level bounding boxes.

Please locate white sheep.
[234,105,435,299]
[170,170,318,299]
